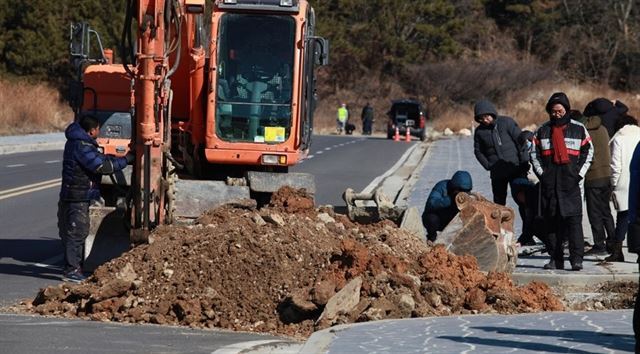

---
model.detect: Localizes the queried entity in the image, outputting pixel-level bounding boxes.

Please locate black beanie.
[545,92,571,114]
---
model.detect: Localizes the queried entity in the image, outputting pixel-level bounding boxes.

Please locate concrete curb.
[0,142,65,155]
[394,141,430,207]
[512,272,638,287]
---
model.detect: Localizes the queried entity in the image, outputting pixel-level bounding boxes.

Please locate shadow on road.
[0,239,63,281]
[439,326,635,353]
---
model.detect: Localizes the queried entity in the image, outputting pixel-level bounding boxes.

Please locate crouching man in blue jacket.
[421,171,473,242]
[58,115,134,283]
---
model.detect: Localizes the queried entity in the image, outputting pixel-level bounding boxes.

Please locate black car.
[386,99,428,141]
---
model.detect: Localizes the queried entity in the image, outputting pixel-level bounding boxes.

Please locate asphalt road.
[0,134,414,353]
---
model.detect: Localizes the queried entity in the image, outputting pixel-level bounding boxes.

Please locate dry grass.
[315,79,640,135]
[5,76,639,138]
[0,78,72,136]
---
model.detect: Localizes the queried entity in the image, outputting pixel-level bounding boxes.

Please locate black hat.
[545,92,571,114]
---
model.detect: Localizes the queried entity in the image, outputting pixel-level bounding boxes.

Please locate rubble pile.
[25,188,563,338]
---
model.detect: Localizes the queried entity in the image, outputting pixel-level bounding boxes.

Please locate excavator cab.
[215,14,295,143]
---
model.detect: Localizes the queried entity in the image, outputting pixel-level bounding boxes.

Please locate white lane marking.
[306,155,314,159]
[316,151,323,154]
[17,321,78,326]
[6,164,25,168]
[45,160,60,164]
[324,147,331,151]
[211,340,300,354]
[34,254,64,269]
[0,178,61,200]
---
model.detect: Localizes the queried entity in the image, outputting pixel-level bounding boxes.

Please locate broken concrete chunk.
[317,212,335,224]
[263,213,285,226]
[398,293,416,313]
[317,277,362,323]
[116,262,138,282]
[252,214,267,226]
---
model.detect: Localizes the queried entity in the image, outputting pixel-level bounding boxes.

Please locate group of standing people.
[336,102,374,135]
[421,92,640,273]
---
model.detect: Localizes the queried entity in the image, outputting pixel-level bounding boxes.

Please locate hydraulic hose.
[120,0,135,77]
[166,0,182,79]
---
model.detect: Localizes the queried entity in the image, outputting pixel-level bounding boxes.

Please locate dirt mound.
[268,186,315,214]
[23,192,563,338]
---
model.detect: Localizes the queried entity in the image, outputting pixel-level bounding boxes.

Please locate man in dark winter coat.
[531,92,594,271]
[473,99,527,205]
[58,115,133,282]
[361,102,374,135]
[473,99,530,242]
[421,171,473,242]
[583,97,628,138]
[628,142,640,352]
[574,110,615,255]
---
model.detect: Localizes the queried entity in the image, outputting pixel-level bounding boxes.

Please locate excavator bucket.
[435,192,517,273]
[342,188,426,240]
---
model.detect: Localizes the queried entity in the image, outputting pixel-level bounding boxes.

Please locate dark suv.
[386,99,428,141]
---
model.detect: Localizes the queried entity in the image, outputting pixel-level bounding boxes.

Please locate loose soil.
[18,188,570,338]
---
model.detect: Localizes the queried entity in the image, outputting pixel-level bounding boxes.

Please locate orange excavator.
[69,0,328,247]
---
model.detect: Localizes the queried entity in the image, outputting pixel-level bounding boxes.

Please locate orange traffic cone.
[393,126,400,142]
[405,126,411,142]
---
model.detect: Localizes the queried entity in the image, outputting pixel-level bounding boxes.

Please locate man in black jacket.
[473,100,527,205]
[473,100,530,242]
[361,102,374,135]
[531,92,594,271]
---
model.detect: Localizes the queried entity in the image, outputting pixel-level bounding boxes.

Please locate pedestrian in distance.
[607,115,640,262]
[583,97,629,138]
[531,92,594,271]
[58,115,134,283]
[627,141,640,352]
[472,99,530,243]
[361,102,374,135]
[573,109,615,256]
[337,103,348,135]
[421,170,473,242]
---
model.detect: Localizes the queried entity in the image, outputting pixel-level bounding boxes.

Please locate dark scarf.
[551,115,570,164]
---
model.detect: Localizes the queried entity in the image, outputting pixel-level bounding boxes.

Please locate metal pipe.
[144,144,151,229]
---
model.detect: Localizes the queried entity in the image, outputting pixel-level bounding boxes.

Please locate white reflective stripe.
[539,138,551,150]
[565,138,582,150]
[538,137,583,150]
[531,142,544,176]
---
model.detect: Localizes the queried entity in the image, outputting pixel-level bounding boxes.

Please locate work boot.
[585,246,608,256]
[517,235,536,246]
[543,260,564,270]
[604,242,625,262]
[605,239,614,253]
[63,269,87,283]
[571,261,583,271]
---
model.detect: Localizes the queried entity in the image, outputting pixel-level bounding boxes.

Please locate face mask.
[526,141,533,151]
